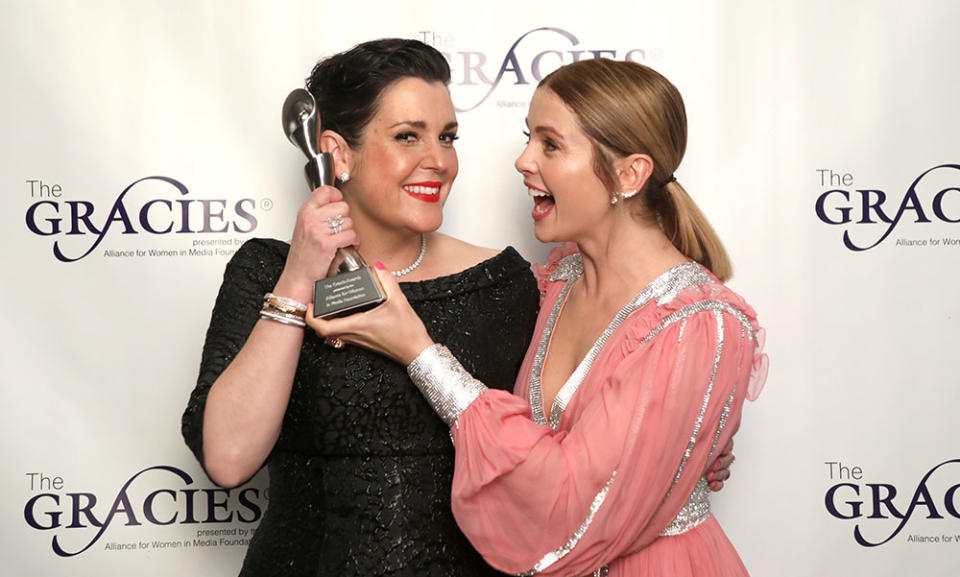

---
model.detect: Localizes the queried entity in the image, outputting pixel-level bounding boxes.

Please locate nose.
[421,139,449,172]
[515,142,535,175]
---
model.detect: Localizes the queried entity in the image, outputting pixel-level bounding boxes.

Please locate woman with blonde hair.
[312,58,768,576]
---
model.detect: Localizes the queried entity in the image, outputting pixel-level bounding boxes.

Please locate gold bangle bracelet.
[263,293,307,319]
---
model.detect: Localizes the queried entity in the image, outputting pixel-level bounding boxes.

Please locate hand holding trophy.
[281,89,387,319]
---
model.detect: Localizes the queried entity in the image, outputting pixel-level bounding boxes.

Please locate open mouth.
[528,185,554,220]
[403,182,441,203]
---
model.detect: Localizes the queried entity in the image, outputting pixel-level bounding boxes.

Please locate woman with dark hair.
[311,58,768,576]
[181,39,540,576]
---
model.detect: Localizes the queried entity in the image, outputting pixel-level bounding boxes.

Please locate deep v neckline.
[529,256,715,430]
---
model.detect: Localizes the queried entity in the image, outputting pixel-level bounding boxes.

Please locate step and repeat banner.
[2,1,958,575]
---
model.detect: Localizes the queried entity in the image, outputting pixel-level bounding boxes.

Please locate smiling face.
[515,87,613,244]
[343,77,459,235]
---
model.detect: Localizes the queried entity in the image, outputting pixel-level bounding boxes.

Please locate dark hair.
[541,59,732,281]
[306,38,452,147]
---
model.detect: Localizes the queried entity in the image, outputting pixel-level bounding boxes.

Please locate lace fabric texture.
[182,239,540,577]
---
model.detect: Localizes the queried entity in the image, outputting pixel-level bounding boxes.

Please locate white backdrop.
[3,1,959,575]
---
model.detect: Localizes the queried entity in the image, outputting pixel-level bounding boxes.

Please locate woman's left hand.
[306,264,435,365]
[706,438,735,491]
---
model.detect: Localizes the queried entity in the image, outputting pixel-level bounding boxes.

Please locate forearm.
[201,317,304,487]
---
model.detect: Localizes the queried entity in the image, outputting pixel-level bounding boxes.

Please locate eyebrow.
[390,120,459,131]
[531,124,564,143]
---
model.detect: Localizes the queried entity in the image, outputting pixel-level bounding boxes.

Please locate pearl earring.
[621,189,639,200]
[339,172,350,183]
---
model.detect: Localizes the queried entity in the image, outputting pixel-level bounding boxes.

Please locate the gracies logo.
[814,164,960,250]
[24,176,259,262]
[424,27,650,112]
[824,459,960,546]
[23,465,264,557]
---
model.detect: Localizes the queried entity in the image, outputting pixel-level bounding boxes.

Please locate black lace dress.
[182,238,540,577]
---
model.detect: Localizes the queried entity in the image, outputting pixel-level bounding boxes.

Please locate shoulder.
[221,238,289,281]
[620,263,762,350]
[669,268,760,332]
[423,233,533,281]
[231,238,288,262]
[401,235,536,302]
[663,271,768,400]
[427,233,502,274]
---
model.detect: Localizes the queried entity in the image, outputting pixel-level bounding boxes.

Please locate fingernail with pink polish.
[374,261,386,271]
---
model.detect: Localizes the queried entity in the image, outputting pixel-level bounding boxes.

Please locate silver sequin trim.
[637,300,756,348]
[659,478,711,536]
[516,471,617,576]
[707,390,736,473]
[530,280,576,426]
[636,303,750,493]
[668,310,723,497]
[591,565,610,577]
[532,261,714,430]
[407,344,487,426]
[547,253,584,281]
[632,300,755,533]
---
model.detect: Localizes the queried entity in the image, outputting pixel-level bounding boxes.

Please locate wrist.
[400,336,436,366]
[259,292,308,329]
[272,274,315,304]
[407,344,487,426]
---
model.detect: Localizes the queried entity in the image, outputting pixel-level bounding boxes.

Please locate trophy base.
[313,267,387,319]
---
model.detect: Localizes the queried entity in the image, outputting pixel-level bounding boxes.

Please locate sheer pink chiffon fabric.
[448,246,768,576]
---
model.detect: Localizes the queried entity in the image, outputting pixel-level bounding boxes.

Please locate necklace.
[392,234,426,277]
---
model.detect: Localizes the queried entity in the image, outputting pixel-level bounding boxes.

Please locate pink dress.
[421,247,768,577]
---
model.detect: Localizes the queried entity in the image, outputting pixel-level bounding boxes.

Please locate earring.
[621,189,639,200]
[339,172,350,183]
[610,192,620,205]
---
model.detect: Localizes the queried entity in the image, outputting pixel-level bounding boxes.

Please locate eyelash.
[522,130,557,151]
[395,132,459,145]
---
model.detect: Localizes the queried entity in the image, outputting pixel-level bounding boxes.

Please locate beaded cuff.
[407,344,488,426]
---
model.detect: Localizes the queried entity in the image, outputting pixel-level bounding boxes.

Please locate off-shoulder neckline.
[253,239,530,303]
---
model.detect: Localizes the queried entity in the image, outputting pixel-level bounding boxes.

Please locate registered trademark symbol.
[260,198,274,211]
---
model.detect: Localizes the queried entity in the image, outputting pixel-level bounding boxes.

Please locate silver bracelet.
[259,309,306,328]
[407,344,487,426]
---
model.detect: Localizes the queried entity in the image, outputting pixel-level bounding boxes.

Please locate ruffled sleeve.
[621,278,768,403]
[532,243,580,303]
[429,298,759,575]
[746,326,768,401]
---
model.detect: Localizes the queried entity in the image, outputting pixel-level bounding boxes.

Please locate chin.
[533,225,556,244]
[410,214,444,234]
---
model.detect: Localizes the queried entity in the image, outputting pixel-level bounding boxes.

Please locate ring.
[324,336,345,349]
[326,215,344,235]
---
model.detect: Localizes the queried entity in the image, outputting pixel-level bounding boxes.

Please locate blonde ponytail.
[659,181,732,281]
